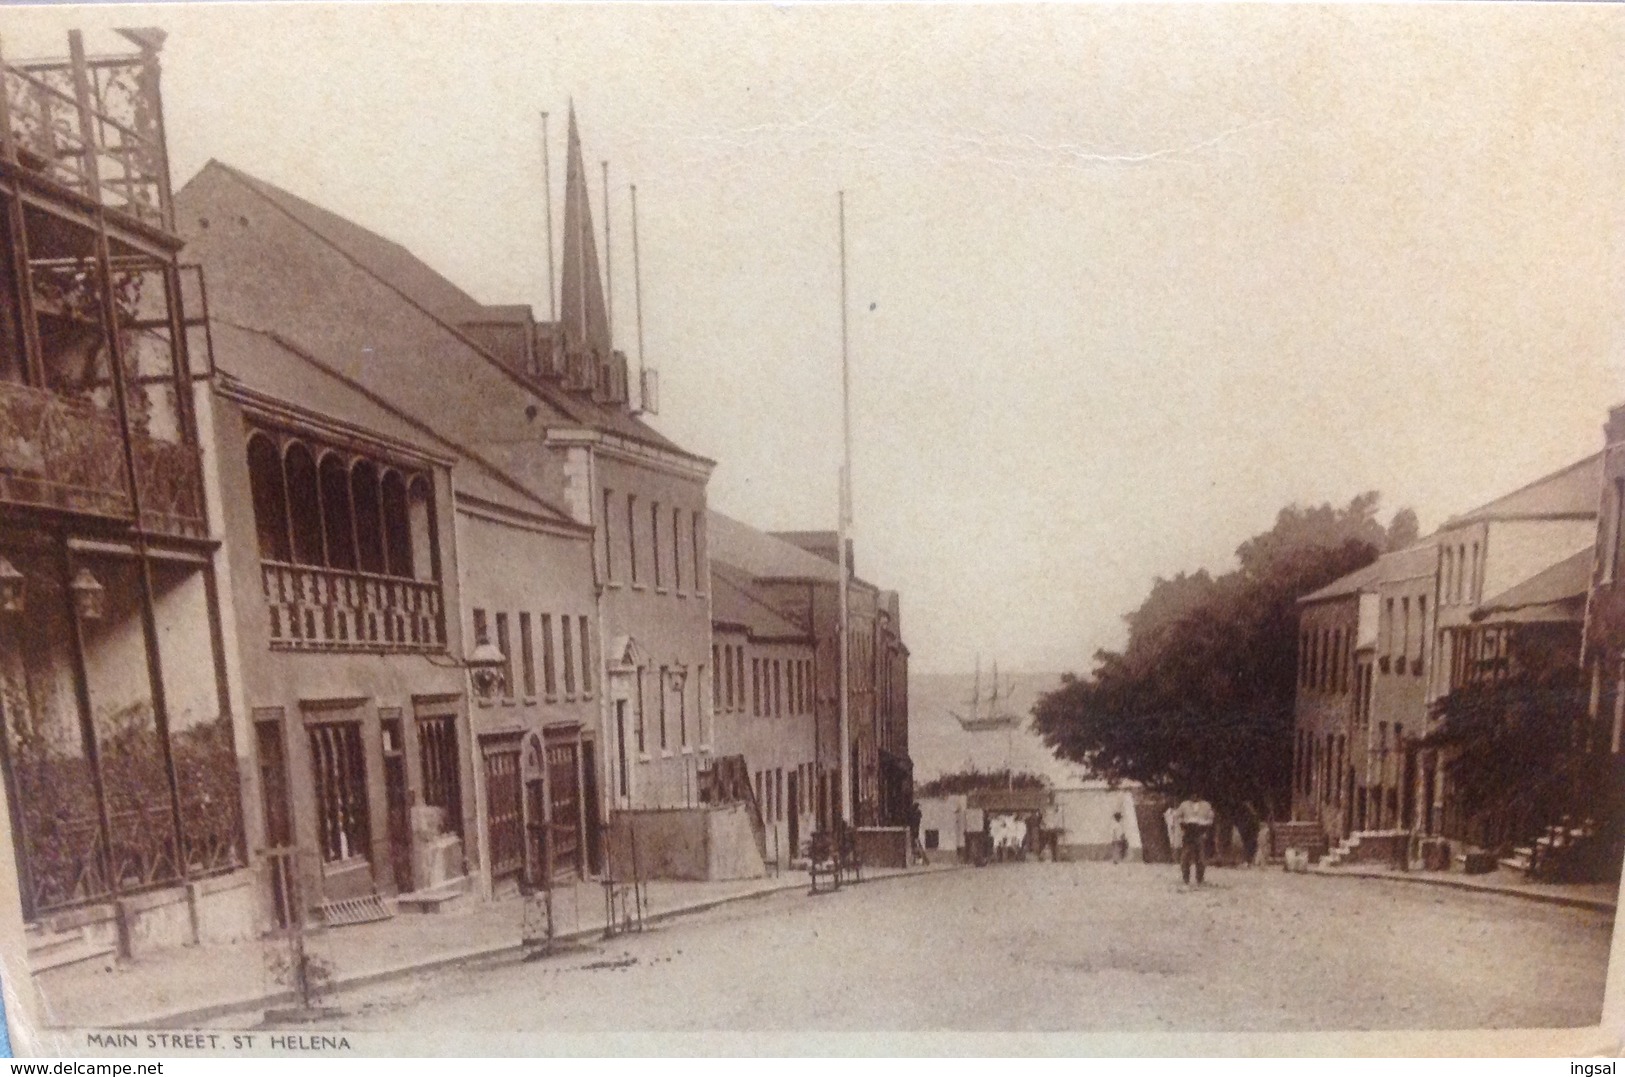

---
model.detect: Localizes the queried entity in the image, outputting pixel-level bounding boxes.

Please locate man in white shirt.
[1174,793,1215,886]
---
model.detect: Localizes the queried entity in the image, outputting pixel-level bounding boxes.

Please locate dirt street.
[281,862,1613,1033]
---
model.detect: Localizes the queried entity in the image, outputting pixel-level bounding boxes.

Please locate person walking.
[908,800,925,864]
[1174,793,1215,886]
[1110,811,1129,864]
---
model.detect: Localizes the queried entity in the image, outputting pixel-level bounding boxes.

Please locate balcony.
[1,31,170,232]
[0,379,207,539]
[261,561,446,654]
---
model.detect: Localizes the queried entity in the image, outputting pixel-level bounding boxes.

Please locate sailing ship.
[952,658,1022,732]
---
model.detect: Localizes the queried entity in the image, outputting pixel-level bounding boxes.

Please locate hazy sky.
[15,5,1625,674]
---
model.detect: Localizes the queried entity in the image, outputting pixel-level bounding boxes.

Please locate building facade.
[709,561,817,867]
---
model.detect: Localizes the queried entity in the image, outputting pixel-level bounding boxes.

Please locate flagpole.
[541,112,556,327]
[631,183,647,408]
[837,190,853,828]
[602,160,613,346]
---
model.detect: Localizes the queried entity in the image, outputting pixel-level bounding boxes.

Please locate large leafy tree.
[1419,626,1597,850]
[1033,493,1406,851]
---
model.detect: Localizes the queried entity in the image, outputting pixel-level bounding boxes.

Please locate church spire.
[559,103,613,380]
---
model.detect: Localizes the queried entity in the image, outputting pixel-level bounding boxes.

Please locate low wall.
[606,805,767,881]
[41,869,259,960]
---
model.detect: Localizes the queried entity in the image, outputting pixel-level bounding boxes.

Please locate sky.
[13,5,1625,675]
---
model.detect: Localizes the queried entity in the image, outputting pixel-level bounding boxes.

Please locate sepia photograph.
[0,1,1620,1057]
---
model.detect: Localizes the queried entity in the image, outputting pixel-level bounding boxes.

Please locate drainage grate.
[319,893,393,926]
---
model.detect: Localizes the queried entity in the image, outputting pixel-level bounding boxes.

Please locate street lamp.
[466,640,507,703]
[0,556,24,614]
[70,567,106,622]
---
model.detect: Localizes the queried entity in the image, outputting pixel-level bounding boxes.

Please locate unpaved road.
[284,862,1613,1033]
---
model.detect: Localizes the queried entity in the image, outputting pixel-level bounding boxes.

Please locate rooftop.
[1443,452,1604,528]
[709,512,843,584]
[1472,545,1593,624]
[710,561,809,640]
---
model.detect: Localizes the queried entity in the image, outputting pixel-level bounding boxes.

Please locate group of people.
[903,791,1216,885]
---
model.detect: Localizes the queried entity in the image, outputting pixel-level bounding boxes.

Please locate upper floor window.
[626,494,639,584]
[692,514,706,593]
[651,502,664,589]
[673,507,684,592]
[246,429,435,581]
[579,615,593,696]
[602,487,615,582]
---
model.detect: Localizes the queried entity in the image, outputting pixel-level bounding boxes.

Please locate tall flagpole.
[837,190,854,827]
[541,112,555,324]
[631,183,647,407]
[602,160,613,345]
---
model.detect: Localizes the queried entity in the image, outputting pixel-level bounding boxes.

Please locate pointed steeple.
[559,104,613,381]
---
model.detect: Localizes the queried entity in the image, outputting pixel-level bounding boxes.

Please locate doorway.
[787,769,800,857]
[546,740,581,879]
[381,716,413,893]
[255,715,293,927]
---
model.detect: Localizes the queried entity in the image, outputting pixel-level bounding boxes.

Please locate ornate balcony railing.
[261,561,446,654]
[0,381,208,538]
[0,379,132,519]
[2,43,170,230]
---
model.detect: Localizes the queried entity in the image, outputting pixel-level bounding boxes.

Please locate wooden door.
[484,746,524,884]
[381,718,413,893]
[546,741,581,879]
[787,770,800,856]
[255,717,293,928]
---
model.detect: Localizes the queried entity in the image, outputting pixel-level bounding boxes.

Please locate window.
[1416,597,1427,668]
[517,613,536,697]
[562,616,577,697]
[736,649,746,714]
[495,612,514,700]
[418,714,463,837]
[635,668,646,754]
[1399,598,1410,669]
[627,494,639,584]
[692,514,704,593]
[651,503,663,588]
[579,616,593,696]
[1469,543,1480,604]
[541,614,557,697]
[725,645,735,710]
[307,721,370,863]
[602,487,615,582]
[679,672,688,747]
[1384,599,1395,666]
[774,660,783,716]
[752,658,762,716]
[1456,544,1467,602]
[473,608,489,645]
[775,769,784,823]
[658,667,669,750]
[673,507,683,592]
[712,645,721,709]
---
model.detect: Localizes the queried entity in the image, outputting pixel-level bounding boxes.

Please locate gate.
[546,741,581,879]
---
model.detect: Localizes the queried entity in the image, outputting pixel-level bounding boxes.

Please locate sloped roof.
[1444,452,1604,527]
[220,169,486,325]
[1472,545,1593,624]
[1298,539,1439,604]
[209,320,578,528]
[710,561,809,640]
[198,161,700,460]
[708,511,842,584]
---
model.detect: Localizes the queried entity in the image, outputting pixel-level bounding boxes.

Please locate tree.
[1419,627,1596,850]
[1033,493,1408,856]
[916,767,1047,798]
